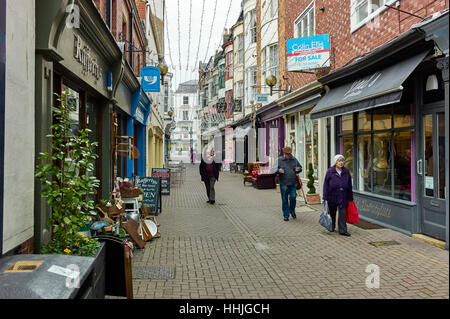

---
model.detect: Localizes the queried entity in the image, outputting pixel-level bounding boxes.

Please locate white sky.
[164,0,242,90]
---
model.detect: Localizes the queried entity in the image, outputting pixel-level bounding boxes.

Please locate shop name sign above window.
[343,72,382,100]
[74,34,103,81]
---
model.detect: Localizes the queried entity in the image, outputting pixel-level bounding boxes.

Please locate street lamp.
[265,75,289,96]
[158,61,168,85]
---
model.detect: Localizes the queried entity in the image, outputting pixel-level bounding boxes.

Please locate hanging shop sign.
[141,66,161,92]
[233,99,242,112]
[287,34,330,71]
[256,94,269,104]
[74,34,103,81]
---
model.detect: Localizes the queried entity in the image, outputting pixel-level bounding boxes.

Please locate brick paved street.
[131,164,449,299]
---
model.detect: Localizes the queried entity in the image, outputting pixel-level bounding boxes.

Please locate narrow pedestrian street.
[130,164,449,299]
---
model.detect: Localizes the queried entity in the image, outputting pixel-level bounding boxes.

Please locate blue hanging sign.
[141,66,161,92]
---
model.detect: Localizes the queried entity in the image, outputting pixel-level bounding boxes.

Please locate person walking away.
[322,154,353,236]
[277,147,302,221]
[199,150,221,204]
[190,147,195,165]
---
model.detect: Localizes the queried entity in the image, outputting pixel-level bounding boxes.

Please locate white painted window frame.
[350,0,397,33]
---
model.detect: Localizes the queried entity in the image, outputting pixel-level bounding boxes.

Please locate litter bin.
[0,243,105,299]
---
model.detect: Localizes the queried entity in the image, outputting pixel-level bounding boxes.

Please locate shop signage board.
[135,176,161,215]
[287,34,330,71]
[256,94,269,104]
[141,66,161,92]
[151,168,170,195]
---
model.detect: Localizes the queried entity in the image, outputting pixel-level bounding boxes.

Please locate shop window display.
[337,102,414,202]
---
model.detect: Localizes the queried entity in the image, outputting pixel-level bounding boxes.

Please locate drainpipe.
[0,0,6,256]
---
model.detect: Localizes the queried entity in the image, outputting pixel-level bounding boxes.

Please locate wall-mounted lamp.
[265,75,289,96]
[426,74,438,91]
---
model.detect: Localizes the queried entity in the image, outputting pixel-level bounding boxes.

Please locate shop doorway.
[418,106,446,240]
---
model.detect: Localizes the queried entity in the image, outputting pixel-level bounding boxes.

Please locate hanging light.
[426,74,438,91]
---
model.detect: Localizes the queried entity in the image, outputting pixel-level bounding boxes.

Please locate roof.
[175,80,198,94]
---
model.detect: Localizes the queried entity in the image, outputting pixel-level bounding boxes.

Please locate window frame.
[294,1,315,38]
[350,0,397,33]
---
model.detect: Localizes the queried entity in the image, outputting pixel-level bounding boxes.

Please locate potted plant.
[305,163,321,204]
[35,90,102,257]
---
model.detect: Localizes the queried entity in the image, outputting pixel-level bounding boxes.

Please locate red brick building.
[278,0,448,90]
[93,0,147,76]
[276,0,449,246]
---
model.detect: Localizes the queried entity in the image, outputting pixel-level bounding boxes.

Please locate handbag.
[346,201,360,224]
[285,161,302,190]
[319,201,333,231]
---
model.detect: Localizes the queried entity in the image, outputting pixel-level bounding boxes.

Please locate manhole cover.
[368,241,400,247]
[133,265,175,280]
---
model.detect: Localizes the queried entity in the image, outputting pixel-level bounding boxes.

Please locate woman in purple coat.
[323,154,353,236]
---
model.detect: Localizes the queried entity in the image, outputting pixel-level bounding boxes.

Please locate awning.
[234,122,254,139]
[280,93,322,116]
[310,50,429,120]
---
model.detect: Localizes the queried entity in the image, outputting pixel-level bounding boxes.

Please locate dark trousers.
[204,177,216,201]
[328,205,348,234]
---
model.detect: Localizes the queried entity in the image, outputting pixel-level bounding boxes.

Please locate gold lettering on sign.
[74,34,103,81]
[354,199,392,219]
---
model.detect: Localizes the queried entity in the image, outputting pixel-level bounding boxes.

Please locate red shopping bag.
[346,201,360,224]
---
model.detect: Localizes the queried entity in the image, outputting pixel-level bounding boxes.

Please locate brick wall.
[17,237,34,255]
[279,0,449,92]
[93,0,147,77]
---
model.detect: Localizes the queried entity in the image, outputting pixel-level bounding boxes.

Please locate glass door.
[418,110,446,240]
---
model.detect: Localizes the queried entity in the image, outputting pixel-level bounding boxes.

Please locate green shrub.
[35,91,100,256]
[306,163,316,194]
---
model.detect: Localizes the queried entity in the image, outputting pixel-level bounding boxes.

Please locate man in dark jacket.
[277,147,302,221]
[322,154,353,236]
[199,150,221,204]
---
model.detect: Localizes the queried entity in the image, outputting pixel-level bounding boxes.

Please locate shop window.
[298,113,305,178]
[373,105,392,130]
[357,111,371,131]
[340,114,353,134]
[438,113,445,199]
[394,130,412,201]
[340,135,354,177]
[394,103,413,128]
[337,103,415,201]
[372,132,392,196]
[357,134,371,192]
[62,84,80,136]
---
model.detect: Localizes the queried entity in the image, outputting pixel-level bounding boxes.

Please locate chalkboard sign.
[135,176,161,215]
[151,168,170,195]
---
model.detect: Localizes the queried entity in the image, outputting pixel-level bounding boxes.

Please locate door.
[418,108,446,240]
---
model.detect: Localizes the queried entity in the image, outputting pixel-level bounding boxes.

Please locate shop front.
[278,81,326,195]
[35,0,124,249]
[256,102,285,171]
[311,19,449,247]
[132,88,151,177]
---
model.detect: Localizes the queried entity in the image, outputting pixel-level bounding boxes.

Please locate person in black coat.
[323,154,353,236]
[199,150,221,204]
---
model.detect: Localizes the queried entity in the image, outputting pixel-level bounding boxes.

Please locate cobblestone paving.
[131,165,449,299]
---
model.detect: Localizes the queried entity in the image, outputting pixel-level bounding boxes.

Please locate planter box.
[306,193,321,204]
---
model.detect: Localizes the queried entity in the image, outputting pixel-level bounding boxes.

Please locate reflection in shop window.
[373,133,392,197]
[63,85,80,136]
[394,130,412,201]
[357,134,371,192]
[373,105,392,130]
[340,136,354,177]
[438,113,445,199]
[357,111,371,131]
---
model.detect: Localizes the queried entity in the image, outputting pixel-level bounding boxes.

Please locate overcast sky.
[164,0,242,90]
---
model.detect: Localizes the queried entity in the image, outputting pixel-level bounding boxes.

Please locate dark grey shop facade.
[311,12,449,249]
